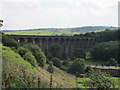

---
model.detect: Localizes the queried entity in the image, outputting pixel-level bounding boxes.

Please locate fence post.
[50,74,52,88]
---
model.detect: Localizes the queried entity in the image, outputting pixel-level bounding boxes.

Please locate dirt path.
[86,65,120,70]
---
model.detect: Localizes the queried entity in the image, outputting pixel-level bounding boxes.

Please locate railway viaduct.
[10,35,96,56]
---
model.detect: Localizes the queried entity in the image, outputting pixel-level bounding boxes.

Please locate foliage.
[51,57,62,68]
[2,33,19,48]
[47,61,54,73]
[62,61,69,67]
[85,66,93,73]
[24,44,46,67]
[90,41,118,63]
[48,44,61,58]
[72,48,86,59]
[24,52,38,67]
[83,70,117,88]
[68,58,85,74]
[61,52,67,60]
[17,47,30,57]
[96,30,118,42]
[2,46,48,88]
[105,58,118,66]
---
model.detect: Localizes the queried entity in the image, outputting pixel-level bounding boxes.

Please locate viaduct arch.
[10,35,96,56]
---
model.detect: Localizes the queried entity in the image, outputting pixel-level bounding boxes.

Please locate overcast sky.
[0,0,119,30]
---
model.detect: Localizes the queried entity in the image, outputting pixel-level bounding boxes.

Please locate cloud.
[1,0,119,30]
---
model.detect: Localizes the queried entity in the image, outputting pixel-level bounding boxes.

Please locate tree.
[2,33,19,48]
[90,41,118,62]
[24,44,46,67]
[68,58,85,74]
[24,52,38,67]
[62,61,69,67]
[48,44,61,58]
[61,52,67,60]
[51,57,61,68]
[47,61,54,73]
[83,70,116,88]
[17,47,30,57]
[72,48,86,59]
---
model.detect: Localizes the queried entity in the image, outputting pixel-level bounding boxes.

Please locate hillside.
[3,26,117,36]
[37,65,77,88]
[2,46,77,88]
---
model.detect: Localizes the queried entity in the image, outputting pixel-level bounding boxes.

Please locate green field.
[77,77,120,88]
[85,59,106,65]
[4,30,80,36]
[85,52,106,65]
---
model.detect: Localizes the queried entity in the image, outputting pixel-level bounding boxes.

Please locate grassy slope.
[2,46,77,88]
[4,30,80,36]
[37,65,77,88]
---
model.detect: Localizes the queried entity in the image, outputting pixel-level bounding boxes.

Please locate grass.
[85,52,106,65]
[77,77,120,88]
[37,64,77,88]
[85,59,106,65]
[4,30,80,36]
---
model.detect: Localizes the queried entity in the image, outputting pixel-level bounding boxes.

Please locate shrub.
[51,57,61,68]
[83,70,117,88]
[17,47,30,57]
[24,44,46,67]
[105,58,118,66]
[24,52,38,67]
[72,48,86,59]
[47,61,54,73]
[85,66,93,73]
[68,58,85,74]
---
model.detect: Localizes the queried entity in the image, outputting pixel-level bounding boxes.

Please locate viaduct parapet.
[10,35,96,56]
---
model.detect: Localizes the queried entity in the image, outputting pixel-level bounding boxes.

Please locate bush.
[51,57,62,68]
[72,48,86,59]
[68,58,85,74]
[17,47,30,57]
[24,52,38,67]
[47,61,54,73]
[60,65,69,71]
[83,70,117,88]
[105,58,118,66]
[85,66,93,73]
[24,44,46,67]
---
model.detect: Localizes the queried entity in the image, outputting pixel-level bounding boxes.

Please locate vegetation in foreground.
[77,77,119,88]
[1,28,120,89]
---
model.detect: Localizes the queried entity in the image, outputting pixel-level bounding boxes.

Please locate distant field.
[77,77,120,88]
[4,30,80,36]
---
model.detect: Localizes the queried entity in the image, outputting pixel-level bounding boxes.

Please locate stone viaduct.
[10,35,96,56]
